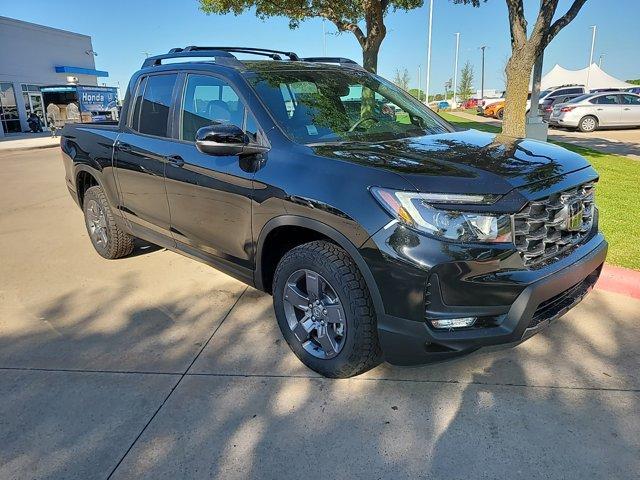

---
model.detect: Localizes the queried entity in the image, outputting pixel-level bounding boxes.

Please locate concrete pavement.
[0,132,60,152]
[1,149,639,479]
[452,111,640,159]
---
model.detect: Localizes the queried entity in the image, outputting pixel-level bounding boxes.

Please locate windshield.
[247,68,450,144]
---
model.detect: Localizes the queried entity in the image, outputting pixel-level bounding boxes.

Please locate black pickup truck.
[60,47,607,378]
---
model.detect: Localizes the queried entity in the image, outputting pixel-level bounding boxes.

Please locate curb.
[595,264,640,300]
[0,143,60,153]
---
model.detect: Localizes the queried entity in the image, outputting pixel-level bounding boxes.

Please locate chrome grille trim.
[513,182,596,268]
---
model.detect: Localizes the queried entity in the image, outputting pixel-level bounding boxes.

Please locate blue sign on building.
[77,86,118,112]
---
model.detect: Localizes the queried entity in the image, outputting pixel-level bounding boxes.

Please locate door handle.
[165,155,185,167]
[624,107,631,110]
[115,142,132,153]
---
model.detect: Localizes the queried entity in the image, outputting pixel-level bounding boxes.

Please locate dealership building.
[0,16,114,137]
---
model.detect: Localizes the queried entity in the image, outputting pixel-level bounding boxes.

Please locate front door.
[114,73,178,246]
[592,94,622,126]
[164,73,257,278]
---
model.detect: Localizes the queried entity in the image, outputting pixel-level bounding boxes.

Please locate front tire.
[578,115,598,132]
[497,108,504,120]
[83,185,134,259]
[273,241,382,378]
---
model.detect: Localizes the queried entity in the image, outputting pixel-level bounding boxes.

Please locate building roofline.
[0,16,91,40]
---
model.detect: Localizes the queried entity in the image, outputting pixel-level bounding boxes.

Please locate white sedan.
[549,92,640,132]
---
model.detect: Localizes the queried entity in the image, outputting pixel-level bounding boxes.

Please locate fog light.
[431,317,477,329]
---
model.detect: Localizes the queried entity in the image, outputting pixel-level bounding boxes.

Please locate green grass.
[439,112,640,270]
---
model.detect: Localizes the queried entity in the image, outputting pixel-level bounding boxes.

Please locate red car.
[462,98,479,109]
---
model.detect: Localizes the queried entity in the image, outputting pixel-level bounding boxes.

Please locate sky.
[3,0,638,96]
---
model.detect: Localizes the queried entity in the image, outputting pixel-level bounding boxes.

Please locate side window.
[138,74,177,137]
[180,74,246,141]
[622,95,640,105]
[566,88,583,94]
[593,95,619,105]
[129,76,147,131]
[245,111,260,143]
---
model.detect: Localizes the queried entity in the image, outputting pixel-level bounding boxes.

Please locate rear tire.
[83,185,134,259]
[578,115,598,132]
[497,108,504,120]
[272,241,382,378]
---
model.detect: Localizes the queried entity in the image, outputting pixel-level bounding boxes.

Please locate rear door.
[591,94,622,126]
[620,94,640,126]
[114,73,179,245]
[163,72,260,280]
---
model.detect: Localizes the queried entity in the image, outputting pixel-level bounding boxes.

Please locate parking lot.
[1,147,639,479]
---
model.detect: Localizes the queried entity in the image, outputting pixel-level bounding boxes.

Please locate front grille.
[513,182,596,268]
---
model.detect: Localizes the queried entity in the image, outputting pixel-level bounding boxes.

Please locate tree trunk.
[502,48,535,137]
[362,41,380,73]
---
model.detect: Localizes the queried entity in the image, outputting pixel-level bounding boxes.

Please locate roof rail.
[142,48,243,68]
[142,46,302,68]
[179,46,300,61]
[141,47,363,70]
[300,57,364,69]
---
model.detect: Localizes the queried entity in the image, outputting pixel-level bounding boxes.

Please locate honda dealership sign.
[77,86,118,112]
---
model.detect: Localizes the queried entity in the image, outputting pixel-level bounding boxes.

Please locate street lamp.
[599,53,605,68]
[425,0,434,104]
[479,45,487,101]
[452,32,460,108]
[586,25,597,91]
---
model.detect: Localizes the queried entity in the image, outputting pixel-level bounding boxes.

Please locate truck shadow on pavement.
[1,278,638,479]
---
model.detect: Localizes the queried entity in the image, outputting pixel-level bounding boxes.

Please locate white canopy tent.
[540,63,634,91]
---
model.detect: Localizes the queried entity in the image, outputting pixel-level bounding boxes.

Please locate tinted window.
[566,88,583,94]
[591,95,619,105]
[130,77,147,131]
[180,74,246,141]
[138,74,177,137]
[622,94,640,105]
[245,111,260,143]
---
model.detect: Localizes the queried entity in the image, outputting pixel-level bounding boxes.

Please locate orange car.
[484,100,505,119]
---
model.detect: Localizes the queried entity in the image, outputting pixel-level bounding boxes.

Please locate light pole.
[417,65,422,101]
[452,32,460,108]
[425,0,434,104]
[599,53,605,68]
[586,25,596,91]
[479,45,486,101]
[322,19,327,56]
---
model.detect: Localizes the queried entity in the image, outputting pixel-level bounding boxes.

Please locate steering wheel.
[348,116,380,132]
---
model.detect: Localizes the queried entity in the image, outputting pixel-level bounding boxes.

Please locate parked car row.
[474,83,640,132]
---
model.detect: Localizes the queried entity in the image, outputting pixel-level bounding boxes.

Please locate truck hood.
[311,129,590,195]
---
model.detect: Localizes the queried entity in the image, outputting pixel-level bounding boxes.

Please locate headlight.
[371,187,512,243]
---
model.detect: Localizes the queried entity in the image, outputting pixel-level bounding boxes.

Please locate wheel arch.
[255,216,385,318]
[75,167,101,208]
[579,114,599,131]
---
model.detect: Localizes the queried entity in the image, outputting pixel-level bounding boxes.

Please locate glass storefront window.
[0,83,22,133]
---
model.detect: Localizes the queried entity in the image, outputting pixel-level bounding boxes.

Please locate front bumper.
[378,234,607,365]
[374,234,607,365]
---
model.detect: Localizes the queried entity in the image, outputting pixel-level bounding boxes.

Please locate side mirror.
[195,124,269,156]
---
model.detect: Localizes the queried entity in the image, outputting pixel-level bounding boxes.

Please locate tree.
[409,88,426,101]
[454,0,588,137]
[627,79,640,86]
[457,61,474,101]
[393,68,411,91]
[199,1,423,74]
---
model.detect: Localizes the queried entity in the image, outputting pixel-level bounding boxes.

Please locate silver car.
[549,92,640,132]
